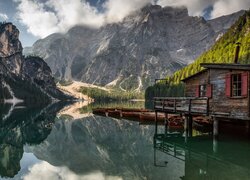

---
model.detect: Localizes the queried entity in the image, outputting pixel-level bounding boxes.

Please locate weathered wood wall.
[184,69,250,120]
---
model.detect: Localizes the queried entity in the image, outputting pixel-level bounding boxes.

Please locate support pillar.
[213,118,219,153]
[184,115,188,143]
[213,136,218,153]
[188,115,193,137]
[164,113,168,135]
[155,111,158,135]
[184,115,193,143]
[213,118,219,137]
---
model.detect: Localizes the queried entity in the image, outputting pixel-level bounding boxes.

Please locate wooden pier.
[154,97,209,116]
[153,61,250,137]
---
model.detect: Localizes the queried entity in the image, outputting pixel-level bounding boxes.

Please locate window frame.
[231,73,242,97]
[225,72,248,98]
[199,84,207,97]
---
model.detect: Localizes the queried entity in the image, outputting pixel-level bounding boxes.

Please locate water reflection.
[0,102,69,178]
[29,115,159,179]
[2,100,250,179]
[154,129,250,180]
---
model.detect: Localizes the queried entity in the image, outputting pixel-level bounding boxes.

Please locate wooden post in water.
[213,135,218,153]
[188,115,193,137]
[213,117,219,153]
[213,118,219,137]
[155,111,158,135]
[184,115,189,143]
[164,113,168,134]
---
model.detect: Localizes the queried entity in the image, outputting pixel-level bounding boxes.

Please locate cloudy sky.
[0,0,250,47]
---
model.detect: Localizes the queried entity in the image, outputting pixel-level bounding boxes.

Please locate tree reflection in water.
[0,102,70,178]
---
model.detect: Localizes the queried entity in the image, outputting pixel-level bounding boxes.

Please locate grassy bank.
[79,101,145,114]
[79,86,144,102]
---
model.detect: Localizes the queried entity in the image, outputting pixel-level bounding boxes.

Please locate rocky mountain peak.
[124,4,189,25]
[26,7,245,91]
[0,22,22,57]
[0,22,23,75]
[141,4,162,14]
[141,4,188,17]
[0,22,69,102]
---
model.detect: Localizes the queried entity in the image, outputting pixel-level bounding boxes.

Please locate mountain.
[26,4,244,91]
[166,10,250,84]
[0,22,68,102]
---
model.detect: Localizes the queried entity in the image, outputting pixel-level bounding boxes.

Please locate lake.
[1,101,250,180]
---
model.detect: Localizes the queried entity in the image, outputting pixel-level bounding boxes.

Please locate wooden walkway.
[154,97,209,116]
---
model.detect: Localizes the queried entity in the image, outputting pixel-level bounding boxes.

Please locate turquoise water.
[1,102,250,180]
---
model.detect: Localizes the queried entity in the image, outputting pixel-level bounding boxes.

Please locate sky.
[0,0,250,47]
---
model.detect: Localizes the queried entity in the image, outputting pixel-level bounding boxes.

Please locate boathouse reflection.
[154,130,250,180]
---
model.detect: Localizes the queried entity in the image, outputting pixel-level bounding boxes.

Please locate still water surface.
[1,101,250,180]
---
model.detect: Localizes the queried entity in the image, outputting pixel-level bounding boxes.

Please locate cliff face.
[0,23,22,75]
[0,22,68,102]
[27,5,244,91]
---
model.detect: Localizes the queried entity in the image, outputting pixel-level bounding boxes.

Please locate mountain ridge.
[25,4,245,91]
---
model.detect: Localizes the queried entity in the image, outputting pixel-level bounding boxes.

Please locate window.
[196,84,212,98]
[225,72,248,97]
[199,85,207,97]
[232,74,241,97]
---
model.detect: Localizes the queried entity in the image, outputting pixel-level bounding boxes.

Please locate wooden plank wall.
[184,69,250,120]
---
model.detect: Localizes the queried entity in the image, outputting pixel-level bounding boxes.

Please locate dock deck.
[154,97,209,116]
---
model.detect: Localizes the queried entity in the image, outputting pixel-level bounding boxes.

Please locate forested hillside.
[168,10,250,84]
[145,10,250,100]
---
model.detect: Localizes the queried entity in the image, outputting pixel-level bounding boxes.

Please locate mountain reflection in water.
[1,102,250,179]
[0,102,69,178]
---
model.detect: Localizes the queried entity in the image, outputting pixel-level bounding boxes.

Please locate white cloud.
[15,0,250,39]
[0,13,8,21]
[157,0,250,18]
[103,0,151,23]
[15,0,150,38]
[157,0,217,16]
[46,0,104,29]
[23,161,123,180]
[15,0,104,38]
[15,0,60,38]
[211,0,250,18]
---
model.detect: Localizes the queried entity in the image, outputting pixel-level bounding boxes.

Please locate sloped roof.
[201,63,250,70]
[181,63,250,82]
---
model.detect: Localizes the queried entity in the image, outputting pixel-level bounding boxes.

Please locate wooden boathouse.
[154,46,250,136]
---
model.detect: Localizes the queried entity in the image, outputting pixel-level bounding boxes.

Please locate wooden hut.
[154,63,250,121]
[154,43,250,137]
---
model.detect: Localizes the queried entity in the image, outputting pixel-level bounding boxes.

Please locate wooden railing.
[154,97,209,115]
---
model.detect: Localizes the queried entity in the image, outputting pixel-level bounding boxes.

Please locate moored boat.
[121,111,141,118]
[140,112,166,122]
[168,115,184,129]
